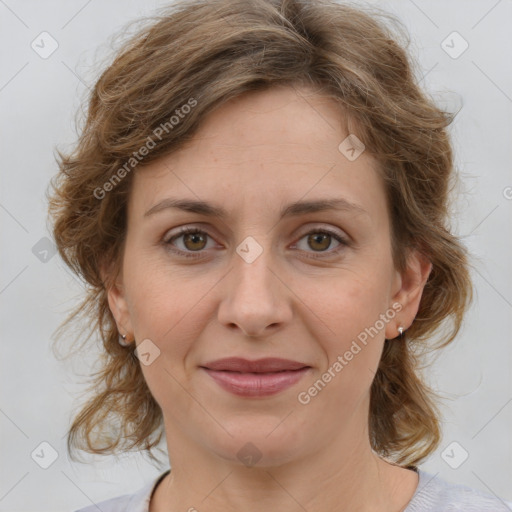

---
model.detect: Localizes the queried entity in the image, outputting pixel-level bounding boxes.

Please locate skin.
[105,84,432,512]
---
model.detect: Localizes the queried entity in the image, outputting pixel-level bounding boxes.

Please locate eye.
[163,227,215,259]
[293,228,349,258]
[163,226,349,259]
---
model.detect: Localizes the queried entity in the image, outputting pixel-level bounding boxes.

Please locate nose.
[217,243,293,338]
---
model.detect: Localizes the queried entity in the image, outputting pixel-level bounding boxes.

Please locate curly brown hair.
[48,0,473,467]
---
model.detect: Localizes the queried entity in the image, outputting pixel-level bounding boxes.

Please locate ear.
[99,260,134,341]
[385,248,432,339]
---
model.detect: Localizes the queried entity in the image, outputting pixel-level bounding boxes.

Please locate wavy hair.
[48,0,473,467]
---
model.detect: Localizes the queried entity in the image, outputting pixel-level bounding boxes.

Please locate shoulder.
[72,491,137,512]
[406,469,512,512]
[71,470,170,512]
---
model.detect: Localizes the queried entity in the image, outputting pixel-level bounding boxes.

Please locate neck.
[151,415,418,512]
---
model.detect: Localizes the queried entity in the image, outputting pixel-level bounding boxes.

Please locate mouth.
[200,357,311,397]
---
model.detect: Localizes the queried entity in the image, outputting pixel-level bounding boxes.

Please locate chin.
[207,418,310,468]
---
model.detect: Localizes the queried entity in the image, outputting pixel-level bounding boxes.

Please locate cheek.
[295,282,387,420]
[294,262,391,402]
[302,266,391,343]
[124,257,210,417]
[123,247,216,355]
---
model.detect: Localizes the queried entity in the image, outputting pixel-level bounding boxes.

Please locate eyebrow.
[144,197,369,220]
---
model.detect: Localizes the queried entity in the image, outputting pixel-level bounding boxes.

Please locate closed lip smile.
[200,357,311,397]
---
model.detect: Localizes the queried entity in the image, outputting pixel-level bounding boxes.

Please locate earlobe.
[386,249,432,339]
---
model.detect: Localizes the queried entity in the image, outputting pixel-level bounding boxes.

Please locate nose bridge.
[232,233,278,301]
[217,232,291,336]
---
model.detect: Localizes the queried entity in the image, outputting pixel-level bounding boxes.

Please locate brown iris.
[307,233,331,252]
[183,231,207,251]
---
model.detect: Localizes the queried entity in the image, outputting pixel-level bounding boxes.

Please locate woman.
[48,0,512,511]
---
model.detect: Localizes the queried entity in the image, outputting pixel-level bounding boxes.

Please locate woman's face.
[107,84,429,467]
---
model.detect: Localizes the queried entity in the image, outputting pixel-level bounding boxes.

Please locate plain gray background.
[1,0,511,510]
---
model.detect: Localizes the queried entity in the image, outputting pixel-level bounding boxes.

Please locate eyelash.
[163,226,349,260]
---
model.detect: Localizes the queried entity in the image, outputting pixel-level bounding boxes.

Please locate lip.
[201,357,309,373]
[200,357,311,397]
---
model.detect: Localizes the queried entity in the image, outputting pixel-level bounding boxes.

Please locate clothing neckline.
[143,466,426,512]
[147,469,170,509]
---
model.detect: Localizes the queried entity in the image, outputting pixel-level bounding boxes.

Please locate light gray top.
[73,467,512,511]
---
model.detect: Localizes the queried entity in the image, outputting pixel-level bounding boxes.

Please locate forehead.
[128,85,388,226]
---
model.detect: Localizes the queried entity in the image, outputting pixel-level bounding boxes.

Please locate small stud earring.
[398,326,404,338]
[118,333,131,347]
